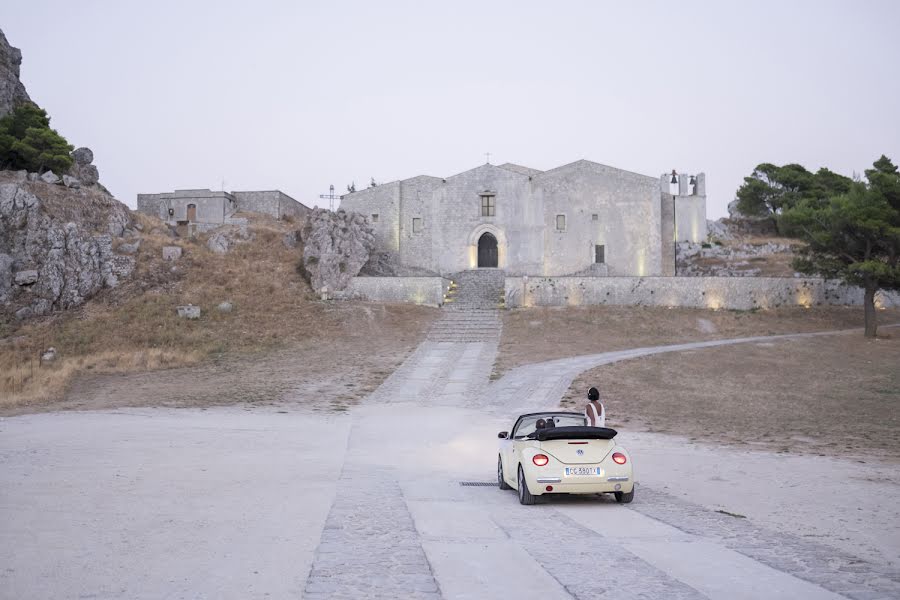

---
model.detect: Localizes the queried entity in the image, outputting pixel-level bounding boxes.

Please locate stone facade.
[136,188,309,229]
[340,160,707,277]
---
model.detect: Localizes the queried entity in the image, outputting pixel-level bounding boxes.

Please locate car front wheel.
[517,465,536,505]
[498,456,512,490]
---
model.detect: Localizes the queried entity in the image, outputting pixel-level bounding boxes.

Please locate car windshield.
[513,414,586,439]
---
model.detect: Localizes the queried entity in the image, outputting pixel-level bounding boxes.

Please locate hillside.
[1,207,437,411]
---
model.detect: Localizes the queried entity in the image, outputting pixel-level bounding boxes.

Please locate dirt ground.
[1,301,437,416]
[494,305,900,376]
[560,332,900,461]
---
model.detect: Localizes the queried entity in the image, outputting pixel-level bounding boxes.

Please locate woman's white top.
[585,402,605,427]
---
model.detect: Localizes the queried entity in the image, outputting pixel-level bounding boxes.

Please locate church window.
[595,244,605,264]
[371,213,379,223]
[412,217,423,233]
[480,194,495,217]
[555,214,566,231]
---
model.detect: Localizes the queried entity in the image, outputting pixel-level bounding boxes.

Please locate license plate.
[565,467,601,477]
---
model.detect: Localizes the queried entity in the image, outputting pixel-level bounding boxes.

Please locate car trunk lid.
[541,439,615,464]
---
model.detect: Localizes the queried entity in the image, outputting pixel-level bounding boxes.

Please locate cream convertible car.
[498,412,634,505]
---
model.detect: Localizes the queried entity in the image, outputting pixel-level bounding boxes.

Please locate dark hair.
[588,387,599,401]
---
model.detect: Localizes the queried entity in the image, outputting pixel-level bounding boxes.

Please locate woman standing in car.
[584,387,606,427]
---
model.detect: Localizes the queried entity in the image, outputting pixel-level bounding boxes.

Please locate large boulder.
[206,225,252,255]
[0,29,31,119]
[68,147,100,187]
[300,208,375,292]
[72,147,94,166]
[0,180,135,317]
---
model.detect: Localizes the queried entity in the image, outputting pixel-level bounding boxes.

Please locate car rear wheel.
[517,465,536,505]
[615,488,635,504]
[498,456,512,490]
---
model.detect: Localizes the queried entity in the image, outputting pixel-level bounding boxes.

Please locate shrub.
[0,103,74,174]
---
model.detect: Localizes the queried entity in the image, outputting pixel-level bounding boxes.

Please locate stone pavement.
[303,315,900,599]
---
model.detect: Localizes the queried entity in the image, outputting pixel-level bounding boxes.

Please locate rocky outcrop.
[207,225,253,254]
[0,176,136,317]
[676,240,798,277]
[68,146,100,187]
[0,29,30,119]
[300,208,375,292]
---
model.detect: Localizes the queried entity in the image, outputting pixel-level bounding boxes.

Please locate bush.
[0,103,74,174]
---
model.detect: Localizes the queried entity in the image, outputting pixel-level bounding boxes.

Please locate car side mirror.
[498,431,509,439]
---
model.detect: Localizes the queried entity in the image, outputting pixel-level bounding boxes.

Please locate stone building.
[136,189,310,231]
[340,160,707,277]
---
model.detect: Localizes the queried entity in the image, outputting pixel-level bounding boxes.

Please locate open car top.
[525,426,618,441]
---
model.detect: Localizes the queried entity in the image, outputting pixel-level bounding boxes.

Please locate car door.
[502,417,524,485]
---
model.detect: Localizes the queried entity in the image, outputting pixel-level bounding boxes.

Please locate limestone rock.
[68,147,100,187]
[40,170,60,184]
[162,246,182,261]
[727,199,744,219]
[217,301,233,313]
[14,269,38,285]
[72,147,94,166]
[40,347,57,363]
[27,172,39,182]
[282,230,301,249]
[0,253,12,301]
[117,239,141,255]
[300,208,375,292]
[0,29,31,119]
[176,304,200,319]
[62,174,81,188]
[71,163,99,187]
[206,226,252,255]
[0,181,134,318]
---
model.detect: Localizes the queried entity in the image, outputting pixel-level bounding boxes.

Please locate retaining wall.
[503,276,899,310]
[341,277,450,307]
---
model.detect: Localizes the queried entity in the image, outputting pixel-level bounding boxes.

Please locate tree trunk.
[863,281,877,338]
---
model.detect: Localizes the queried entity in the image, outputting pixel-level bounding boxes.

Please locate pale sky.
[4,0,899,217]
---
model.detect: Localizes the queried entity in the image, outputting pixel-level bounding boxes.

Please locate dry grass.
[0,211,437,412]
[560,332,900,461]
[494,304,900,377]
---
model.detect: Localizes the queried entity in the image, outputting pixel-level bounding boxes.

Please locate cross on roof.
[485,152,492,164]
[318,184,340,211]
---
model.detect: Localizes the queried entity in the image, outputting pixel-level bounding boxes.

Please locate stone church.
[340,160,707,277]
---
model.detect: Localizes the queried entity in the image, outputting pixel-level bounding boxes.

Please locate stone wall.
[339,276,450,307]
[503,276,900,310]
[232,190,310,220]
[340,182,402,253]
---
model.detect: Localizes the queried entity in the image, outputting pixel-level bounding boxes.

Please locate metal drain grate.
[459,481,498,487]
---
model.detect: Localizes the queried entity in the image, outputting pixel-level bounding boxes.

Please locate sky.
[4,0,899,218]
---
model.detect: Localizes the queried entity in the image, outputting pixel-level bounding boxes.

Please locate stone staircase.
[427,270,505,342]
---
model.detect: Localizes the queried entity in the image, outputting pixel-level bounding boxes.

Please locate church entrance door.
[477,232,498,268]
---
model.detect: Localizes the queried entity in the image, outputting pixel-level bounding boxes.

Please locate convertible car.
[498,411,634,505]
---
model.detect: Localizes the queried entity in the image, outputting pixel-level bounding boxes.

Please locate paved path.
[4,322,899,598]
[302,322,900,599]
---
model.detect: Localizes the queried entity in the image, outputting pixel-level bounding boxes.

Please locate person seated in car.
[584,387,606,427]
[535,418,547,430]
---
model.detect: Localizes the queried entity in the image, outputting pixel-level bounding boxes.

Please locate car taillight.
[612,452,627,465]
[532,454,549,466]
